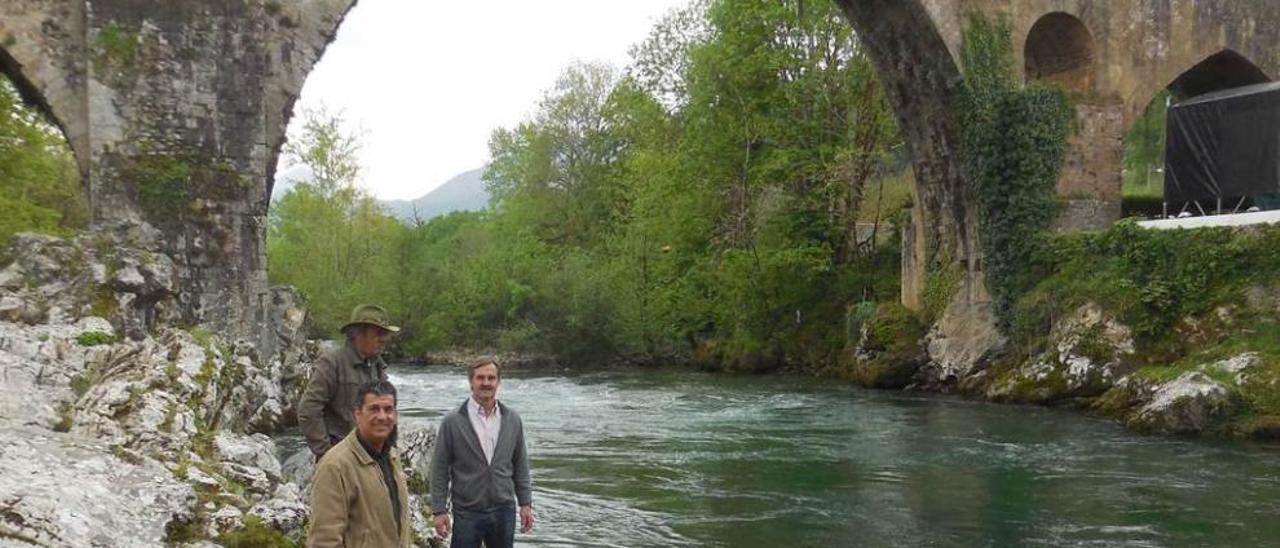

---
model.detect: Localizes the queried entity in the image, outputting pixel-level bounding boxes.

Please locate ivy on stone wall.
[93,21,141,73]
[956,14,1074,328]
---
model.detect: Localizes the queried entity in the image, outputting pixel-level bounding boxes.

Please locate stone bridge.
[836,0,1280,310]
[0,0,356,342]
[2,0,1277,342]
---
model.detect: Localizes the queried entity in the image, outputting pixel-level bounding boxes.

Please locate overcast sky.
[281,0,689,201]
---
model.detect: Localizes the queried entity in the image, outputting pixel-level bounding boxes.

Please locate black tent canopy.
[1164,80,1280,206]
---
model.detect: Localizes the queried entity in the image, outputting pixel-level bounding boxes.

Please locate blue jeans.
[451,505,516,548]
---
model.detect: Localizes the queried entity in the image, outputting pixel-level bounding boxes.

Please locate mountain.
[270,164,313,201]
[381,167,489,223]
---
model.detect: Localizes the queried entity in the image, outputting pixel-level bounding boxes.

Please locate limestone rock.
[207,505,244,538]
[399,426,437,494]
[0,422,195,547]
[214,433,283,483]
[281,447,316,488]
[1129,372,1235,434]
[921,297,1003,388]
[248,483,309,535]
[1054,303,1134,396]
[222,462,275,496]
[1200,352,1261,384]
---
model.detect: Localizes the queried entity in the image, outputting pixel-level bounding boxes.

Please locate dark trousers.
[451,505,515,548]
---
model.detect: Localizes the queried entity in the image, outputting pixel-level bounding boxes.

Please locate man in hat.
[299,304,400,460]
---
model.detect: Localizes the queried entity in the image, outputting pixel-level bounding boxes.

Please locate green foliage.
[956,14,1073,328]
[0,79,87,248]
[268,108,402,337]
[76,330,117,347]
[861,303,925,358]
[1012,221,1280,371]
[189,326,215,348]
[1122,91,1169,199]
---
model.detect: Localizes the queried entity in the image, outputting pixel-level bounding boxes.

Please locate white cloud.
[283,0,689,200]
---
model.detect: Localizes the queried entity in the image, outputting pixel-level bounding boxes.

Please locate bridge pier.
[0,1,356,347]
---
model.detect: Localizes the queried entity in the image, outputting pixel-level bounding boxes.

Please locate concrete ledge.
[1137,210,1280,230]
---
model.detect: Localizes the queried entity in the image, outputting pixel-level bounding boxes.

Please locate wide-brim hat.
[341,304,400,333]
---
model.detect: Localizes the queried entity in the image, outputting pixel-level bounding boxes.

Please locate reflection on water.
[326,366,1280,547]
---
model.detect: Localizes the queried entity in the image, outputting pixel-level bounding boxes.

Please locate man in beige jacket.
[308,380,411,548]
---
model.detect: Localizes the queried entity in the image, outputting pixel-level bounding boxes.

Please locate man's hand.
[519,505,535,533]
[432,514,451,538]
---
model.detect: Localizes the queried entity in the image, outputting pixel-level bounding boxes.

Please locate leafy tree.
[266,0,906,370]
[0,78,88,247]
[268,108,400,336]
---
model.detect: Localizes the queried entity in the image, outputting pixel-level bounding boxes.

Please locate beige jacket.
[308,431,411,548]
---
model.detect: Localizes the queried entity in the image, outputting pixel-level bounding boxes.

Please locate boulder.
[214,433,283,482]
[247,483,309,535]
[1129,372,1236,435]
[281,447,315,488]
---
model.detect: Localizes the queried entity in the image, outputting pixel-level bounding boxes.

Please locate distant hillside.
[271,164,313,201]
[381,167,489,223]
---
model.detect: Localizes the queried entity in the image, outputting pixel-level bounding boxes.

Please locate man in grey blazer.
[430,359,534,548]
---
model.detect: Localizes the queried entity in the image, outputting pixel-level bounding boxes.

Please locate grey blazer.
[429,399,532,513]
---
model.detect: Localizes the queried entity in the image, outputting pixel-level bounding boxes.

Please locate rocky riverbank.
[841,277,1280,441]
[0,228,442,546]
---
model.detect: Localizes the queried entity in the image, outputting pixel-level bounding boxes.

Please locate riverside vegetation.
[4,0,1280,442]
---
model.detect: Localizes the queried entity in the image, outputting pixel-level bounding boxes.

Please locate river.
[313,365,1280,547]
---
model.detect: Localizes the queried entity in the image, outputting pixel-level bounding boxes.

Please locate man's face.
[354,393,397,445]
[353,326,389,358]
[469,363,500,404]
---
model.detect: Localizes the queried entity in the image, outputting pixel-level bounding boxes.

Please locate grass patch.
[89,285,117,318]
[76,330,117,347]
[218,515,296,548]
[189,326,215,348]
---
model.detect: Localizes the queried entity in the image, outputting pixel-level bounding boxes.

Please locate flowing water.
[355,365,1279,547]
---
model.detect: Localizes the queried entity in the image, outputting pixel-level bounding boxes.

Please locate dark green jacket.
[299,341,388,457]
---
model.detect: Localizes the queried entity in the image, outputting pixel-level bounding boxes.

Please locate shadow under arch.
[1024,12,1095,93]
[1167,49,1270,102]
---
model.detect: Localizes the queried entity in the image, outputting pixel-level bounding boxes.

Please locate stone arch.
[0,2,89,179]
[1023,12,1094,93]
[1167,49,1269,102]
[1128,49,1271,128]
